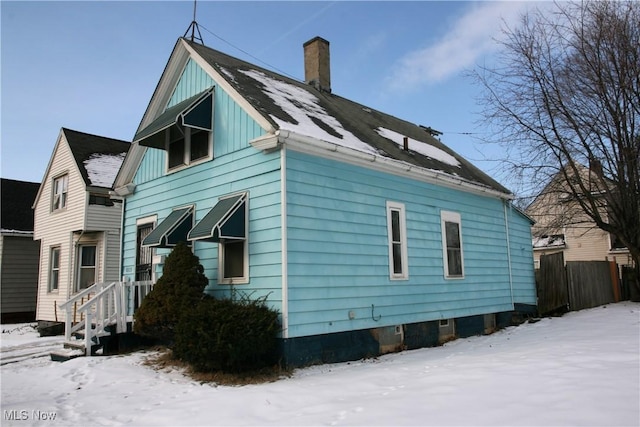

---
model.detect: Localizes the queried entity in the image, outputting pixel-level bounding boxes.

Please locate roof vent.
[304,36,331,93]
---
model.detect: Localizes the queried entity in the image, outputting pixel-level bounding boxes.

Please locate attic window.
[133,88,213,150]
[52,174,68,211]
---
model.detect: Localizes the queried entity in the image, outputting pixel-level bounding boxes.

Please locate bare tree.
[473,1,639,297]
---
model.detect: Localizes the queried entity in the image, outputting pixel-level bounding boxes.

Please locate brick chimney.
[304,36,331,93]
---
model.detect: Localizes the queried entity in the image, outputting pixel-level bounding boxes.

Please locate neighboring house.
[33,128,130,326]
[1,178,41,323]
[526,167,633,269]
[114,36,537,366]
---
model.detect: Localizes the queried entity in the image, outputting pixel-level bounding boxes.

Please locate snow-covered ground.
[1,303,638,426]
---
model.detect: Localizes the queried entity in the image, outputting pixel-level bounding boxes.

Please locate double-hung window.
[386,201,408,280]
[167,127,212,171]
[77,245,97,291]
[49,247,60,292]
[52,174,68,211]
[441,211,464,278]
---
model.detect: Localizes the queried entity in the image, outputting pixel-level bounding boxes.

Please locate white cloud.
[387,2,531,92]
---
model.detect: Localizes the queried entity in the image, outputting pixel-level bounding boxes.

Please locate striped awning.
[187,194,246,242]
[142,206,193,248]
[134,88,214,149]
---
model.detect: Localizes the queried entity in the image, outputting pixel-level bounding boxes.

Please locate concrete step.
[50,348,85,362]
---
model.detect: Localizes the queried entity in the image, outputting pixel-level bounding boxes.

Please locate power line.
[198,24,300,82]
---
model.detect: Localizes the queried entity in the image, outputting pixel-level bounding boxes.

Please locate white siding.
[33,135,125,322]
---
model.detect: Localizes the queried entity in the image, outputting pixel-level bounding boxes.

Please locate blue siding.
[133,62,263,185]
[285,150,534,338]
[168,59,214,108]
[506,205,537,305]
[123,147,282,305]
[123,58,281,312]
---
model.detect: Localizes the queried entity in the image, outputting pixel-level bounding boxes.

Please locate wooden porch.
[50,280,154,361]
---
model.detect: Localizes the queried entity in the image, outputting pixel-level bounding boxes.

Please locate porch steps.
[49,327,112,362]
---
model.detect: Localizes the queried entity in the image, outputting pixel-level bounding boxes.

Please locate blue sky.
[1,1,537,187]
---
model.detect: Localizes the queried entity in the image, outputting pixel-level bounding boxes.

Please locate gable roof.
[1,178,40,232]
[120,38,511,198]
[63,128,130,189]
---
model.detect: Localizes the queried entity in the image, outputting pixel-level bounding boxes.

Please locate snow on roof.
[218,67,237,83]
[375,127,461,167]
[83,152,127,188]
[533,234,566,248]
[0,229,33,235]
[239,69,378,155]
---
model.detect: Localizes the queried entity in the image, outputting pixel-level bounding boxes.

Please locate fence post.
[84,311,92,356]
[609,260,621,302]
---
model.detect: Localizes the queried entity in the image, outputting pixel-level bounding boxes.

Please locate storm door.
[136,223,154,281]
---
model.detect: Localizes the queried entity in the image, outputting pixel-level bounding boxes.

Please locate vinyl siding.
[168,58,214,108]
[34,137,87,321]
[123,148,282,305]
[528,187,631,267]
[505,205,537,304]
[34,136,124,321]
[0,235,40,314]
[122,65,282,310]
[86,204,124,283]
[285,150,531,338]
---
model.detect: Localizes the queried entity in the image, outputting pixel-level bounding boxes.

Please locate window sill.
[218,277,249,285]
[166,156,213,175]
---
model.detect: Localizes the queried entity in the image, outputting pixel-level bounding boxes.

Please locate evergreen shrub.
[133,242,208,343]
[174,293,280,373]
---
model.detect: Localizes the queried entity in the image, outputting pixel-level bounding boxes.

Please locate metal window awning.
[188,194,246,242]
[142,206,194,248]
[134,88,214,149]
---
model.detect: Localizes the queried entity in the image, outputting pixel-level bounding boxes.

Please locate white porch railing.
[59,280,155,355]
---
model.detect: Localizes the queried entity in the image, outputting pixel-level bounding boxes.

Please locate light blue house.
[114,36,536,366]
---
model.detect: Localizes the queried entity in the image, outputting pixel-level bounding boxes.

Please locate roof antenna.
[183,0,204,44]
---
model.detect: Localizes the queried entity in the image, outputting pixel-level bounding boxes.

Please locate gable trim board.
[115,39,275,192]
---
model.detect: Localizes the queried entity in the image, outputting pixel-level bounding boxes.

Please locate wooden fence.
[536,252,621,315]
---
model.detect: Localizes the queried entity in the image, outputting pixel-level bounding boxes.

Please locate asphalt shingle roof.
[185,39,510,195]
[1,178,40,232]
[63,128,131,189]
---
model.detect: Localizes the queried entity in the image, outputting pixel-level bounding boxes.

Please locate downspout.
[280,145,289,339]
[117,197,126,282]
[66,231,78,302]
[503,201,515,309]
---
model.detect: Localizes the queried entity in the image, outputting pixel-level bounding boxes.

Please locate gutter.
[251,130,514,201]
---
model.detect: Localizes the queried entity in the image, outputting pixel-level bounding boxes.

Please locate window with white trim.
[167,126,212,171]
[218,193,249,284]
[386,201,408,280]
[49,247,60,292]
[76,245,97,291]
[441,211,464,278]
[52,174,68,211]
